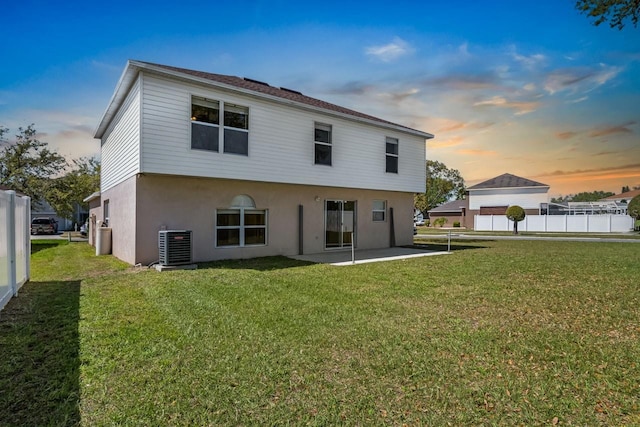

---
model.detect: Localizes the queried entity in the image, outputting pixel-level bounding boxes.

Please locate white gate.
[1,190,31,312]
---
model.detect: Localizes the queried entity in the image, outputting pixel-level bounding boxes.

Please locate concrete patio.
[290,246,450,266]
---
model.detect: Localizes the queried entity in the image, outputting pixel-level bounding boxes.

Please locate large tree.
[0,124,67,207]
[45,157,100,221]
[576,0,640,29]
[414,160,465,215]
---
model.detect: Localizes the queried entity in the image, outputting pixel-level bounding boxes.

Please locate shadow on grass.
[197,255,316,271]
[0,280,80,426]
[30,242,66,255]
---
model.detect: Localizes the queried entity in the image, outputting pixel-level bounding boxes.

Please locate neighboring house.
[93,60,433,265]
[601,189,640,204]
[427,199,468,227]
[467,173,549,217]
[30,200,88,232]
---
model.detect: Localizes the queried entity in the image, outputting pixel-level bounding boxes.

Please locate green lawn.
[1,239,639,425]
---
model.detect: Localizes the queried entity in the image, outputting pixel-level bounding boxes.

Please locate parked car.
[80,220,88,236]
[31,217,58,235]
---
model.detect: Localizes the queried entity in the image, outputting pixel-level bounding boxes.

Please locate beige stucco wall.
[129,174,414,265]
[101,176,137,264]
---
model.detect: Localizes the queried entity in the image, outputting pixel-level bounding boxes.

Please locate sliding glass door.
[325,200,356,249]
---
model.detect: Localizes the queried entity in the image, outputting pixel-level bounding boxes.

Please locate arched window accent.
[230,194,256,208]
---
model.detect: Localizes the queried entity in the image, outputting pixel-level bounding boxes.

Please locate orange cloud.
[534,163,640,183]
[428,136,464,148]
[589,121,635,138]
[456,148,497,156]
[556,131,578,140]
[436,120,494,133]
[473,96,540,115]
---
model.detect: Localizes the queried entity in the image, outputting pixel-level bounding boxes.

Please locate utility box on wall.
[158,230,193,266]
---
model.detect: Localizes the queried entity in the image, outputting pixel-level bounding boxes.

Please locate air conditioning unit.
[158,230,192,266]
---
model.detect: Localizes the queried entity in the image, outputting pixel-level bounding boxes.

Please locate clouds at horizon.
[1,1,638,196]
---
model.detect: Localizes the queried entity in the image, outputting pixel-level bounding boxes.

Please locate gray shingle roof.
[467,173,548,190]
[601,189,640,201]
[428,199,469,213]
[137,61,432,137]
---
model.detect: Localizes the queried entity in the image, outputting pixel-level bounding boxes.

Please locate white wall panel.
[101,76,141,191]
[469,188,548,210]
[139,73,426,193]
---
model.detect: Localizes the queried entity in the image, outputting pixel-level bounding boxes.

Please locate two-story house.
[93,60,433,265]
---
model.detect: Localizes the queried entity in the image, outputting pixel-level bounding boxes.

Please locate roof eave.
[83,191,101,203]
[468,185,550,191]
[94,60,141,139]
[98,60,433,140]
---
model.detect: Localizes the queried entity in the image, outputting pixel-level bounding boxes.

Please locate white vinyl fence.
[474,214,633,233]
[1,190,31,312]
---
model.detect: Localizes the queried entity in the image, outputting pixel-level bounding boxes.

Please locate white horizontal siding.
[139,73,426,193]
[101,75,141,191]
[469,188,548,210]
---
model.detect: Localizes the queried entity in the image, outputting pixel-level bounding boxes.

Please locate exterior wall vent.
[158,230,192,266]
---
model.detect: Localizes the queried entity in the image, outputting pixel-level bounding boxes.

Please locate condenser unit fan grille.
[159,230,192,265]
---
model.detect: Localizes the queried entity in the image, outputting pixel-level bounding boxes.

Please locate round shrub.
[505,205,526,234]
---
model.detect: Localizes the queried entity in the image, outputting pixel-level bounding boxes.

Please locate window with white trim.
[191,97,220,151]
[223,103,249,155]
[314,123,332,165]
[372,200,386,222]
[216,209,267,247]
[385,137,398,173]
[191,96,249,155]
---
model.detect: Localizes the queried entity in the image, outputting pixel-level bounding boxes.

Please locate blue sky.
[1,0,638,196]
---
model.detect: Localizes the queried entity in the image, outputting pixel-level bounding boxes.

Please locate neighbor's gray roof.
[601,189,640,201]
[467,173,549,190]
[95,60,434,139]
[428,198,469,213]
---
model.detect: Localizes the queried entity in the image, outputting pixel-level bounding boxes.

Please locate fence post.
[7,191,17,297]
[25,197,31,282]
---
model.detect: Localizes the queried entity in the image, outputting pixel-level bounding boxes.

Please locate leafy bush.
[629,195,640,219]
[433,217,448,227]
[425,219,430,227]
[453,221,460,227]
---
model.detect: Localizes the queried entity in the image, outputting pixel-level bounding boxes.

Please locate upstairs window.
[191,97,220,152]
[223,103,249,155]
[314,123,332,166]
[191,96,249,155]
[385,137,398,173]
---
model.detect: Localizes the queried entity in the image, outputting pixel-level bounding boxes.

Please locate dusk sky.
[1,0,639,197]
